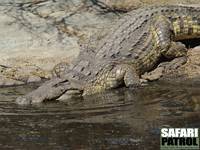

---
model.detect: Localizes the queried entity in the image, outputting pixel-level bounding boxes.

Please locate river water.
[0,82,199,149]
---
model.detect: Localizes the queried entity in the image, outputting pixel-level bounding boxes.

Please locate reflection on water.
[0,82,199,149]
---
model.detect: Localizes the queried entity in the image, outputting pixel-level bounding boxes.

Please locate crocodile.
[16,5,200,104]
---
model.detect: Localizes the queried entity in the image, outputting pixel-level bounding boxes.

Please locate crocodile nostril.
[134,54,139,59]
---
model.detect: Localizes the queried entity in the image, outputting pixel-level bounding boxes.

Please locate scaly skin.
[16,5,200,104]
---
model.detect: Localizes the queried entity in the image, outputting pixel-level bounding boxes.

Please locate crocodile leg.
[151,15,173,52]
[160,41,188,70]
[123,65,141,88]
[151,16,188,60]
[142,56,187,81]
[141,42,188,81]
[162,42,187,59]
[83,64,140,95]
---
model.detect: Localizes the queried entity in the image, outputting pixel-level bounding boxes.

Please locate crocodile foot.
[142,57,187,81]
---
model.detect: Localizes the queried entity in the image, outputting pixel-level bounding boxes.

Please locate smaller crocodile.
[16,5,200,104]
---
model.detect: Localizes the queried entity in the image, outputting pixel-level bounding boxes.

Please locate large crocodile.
[16,5,200,104]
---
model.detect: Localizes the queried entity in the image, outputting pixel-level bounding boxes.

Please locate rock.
[0,0,118,86]
[98,0,200,11]
[180,47,200,78]
[0,63,50,84]
[187,47,200,66]
[142,67,164,81]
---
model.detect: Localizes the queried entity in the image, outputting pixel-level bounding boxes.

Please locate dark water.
[0,82,199,150]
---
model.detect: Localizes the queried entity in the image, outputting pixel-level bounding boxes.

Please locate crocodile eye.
[110,54,116,58]
[81,67,84,72]
[126,53,132,58]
